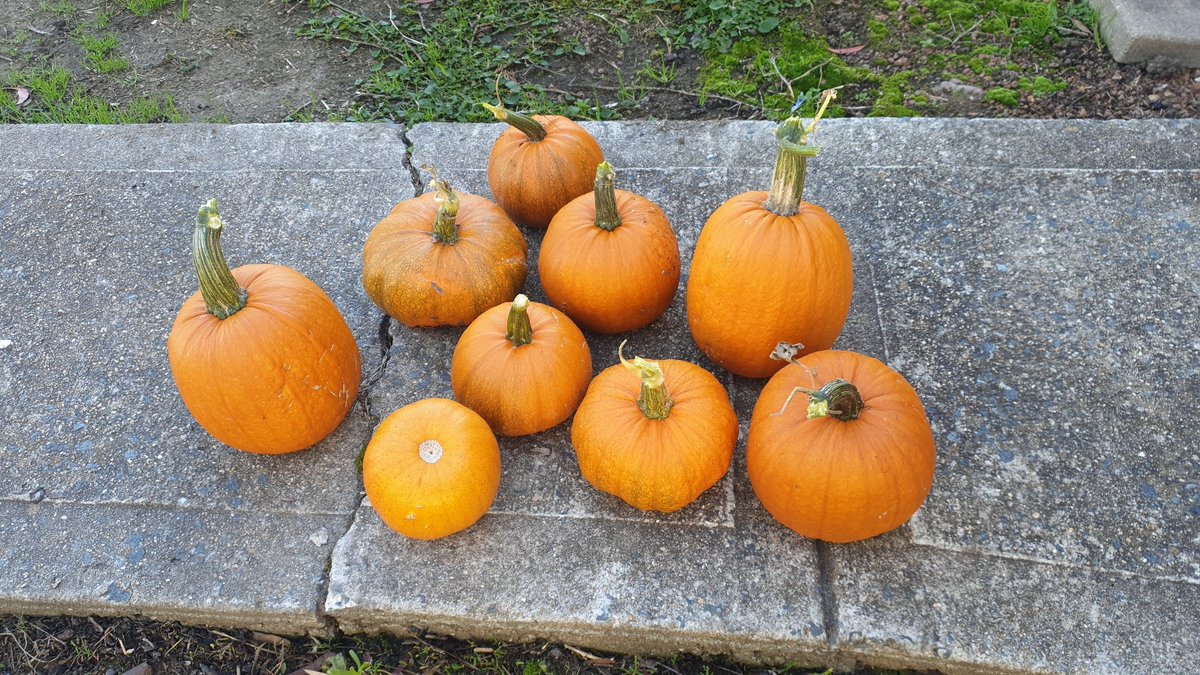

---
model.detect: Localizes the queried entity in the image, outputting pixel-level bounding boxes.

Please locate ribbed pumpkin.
[362,175,527,327]
[687,90,853,378]
[540,162,680,333]
[572,344,738,513]
[451,294,593,436]
[363,398,501,540]
[747,344,936,543]
[484,103,605,229]
[168,200,361,455]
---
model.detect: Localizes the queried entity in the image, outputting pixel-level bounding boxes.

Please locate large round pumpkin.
[747,346,936,543]
[362,176,527,327]
[572,345,738,513]
[363,398,501,540]
[540,162,680,333]
[451,294,593,436]
[484,103,605,229]
[168,200,361,455]
[687,90,852,378]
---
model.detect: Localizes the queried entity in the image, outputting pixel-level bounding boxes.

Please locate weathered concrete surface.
[323,119,1200,673]
[1090,0,1200,66]
[0,123,411,633]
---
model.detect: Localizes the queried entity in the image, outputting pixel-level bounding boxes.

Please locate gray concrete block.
[1091,0,1200,66]
[0,500,345,635]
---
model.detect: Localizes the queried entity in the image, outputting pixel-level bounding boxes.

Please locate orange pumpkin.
[687,90,853,378]
[363,398,501,540]
[451,294,592,436]
[572,344,738,513]
[747,345,936,543]
[540,162,680,333]
[168,200,361,455]
[484,103,605,229]
[362,175,527,327]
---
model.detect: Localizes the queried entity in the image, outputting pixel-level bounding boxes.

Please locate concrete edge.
[1090,0,1200,66]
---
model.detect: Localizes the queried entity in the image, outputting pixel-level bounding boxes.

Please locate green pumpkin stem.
[593,162,622,232]
[619,341,674,420]
[430,176,460,245]
[192,199,247,319]
[765,88,837,216]
[506,294,533,348]
[481,102,547,142]
[769,342,864,420]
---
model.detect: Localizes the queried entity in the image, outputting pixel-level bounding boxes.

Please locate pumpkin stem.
[619,340,674,420]
[192,199,247,319]
[429,172,460,245]
[481,102,547,142]
[593,161,622,232]
[765,88,836,216]
[506,294,533,348]
[769,342,865,421]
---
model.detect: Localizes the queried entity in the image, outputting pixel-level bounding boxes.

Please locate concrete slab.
[1090,0,1200,66]
[320,120,1200,672]
[0,123,410,633]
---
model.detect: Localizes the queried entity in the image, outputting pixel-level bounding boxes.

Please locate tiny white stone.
[0,340,11,349]
[309,527,329,547]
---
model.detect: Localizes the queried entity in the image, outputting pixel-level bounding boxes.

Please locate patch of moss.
[1019,75,1067,96]
[868,72,920,117]
[869,18,890,42]
[985,87,1019,107]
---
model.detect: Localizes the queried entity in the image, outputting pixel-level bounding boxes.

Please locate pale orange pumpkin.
[540,162,680,333]
[484,103,605,229]
[362,175,527,327]
[572,344,738,513]
[451,294,593,436]
[747,344,936,543]
[168,200,361,455]
[687,90,853,378]
[363,398,501,540]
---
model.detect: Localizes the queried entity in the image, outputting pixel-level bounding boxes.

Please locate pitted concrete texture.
[1090,0,1200,66]
[2,121,1198,673]
[0,123,411,632]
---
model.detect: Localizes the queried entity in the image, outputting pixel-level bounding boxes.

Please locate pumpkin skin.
[169,204,361,455]
[486,110,605,229]
[362,185,527,327]
[451,296,593,436]
[572,357,738,513]
[363,398,501,540]
[540,164,680,333]
[747,350,936,543]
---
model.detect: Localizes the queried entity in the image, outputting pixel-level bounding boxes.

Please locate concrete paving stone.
[0,499,344,634]
[1090,0,1200,66]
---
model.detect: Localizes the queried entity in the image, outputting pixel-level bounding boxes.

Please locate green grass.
[1,66,182,123]
[650,0,810,52]
[77,32,130,73]
[125,0,176,16]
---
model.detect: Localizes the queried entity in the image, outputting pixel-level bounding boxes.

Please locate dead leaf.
[4,87,31,106]
[414,0,435,5]
[252,632,291,648]
[1070,17,1092,36]
[828,44,866,55]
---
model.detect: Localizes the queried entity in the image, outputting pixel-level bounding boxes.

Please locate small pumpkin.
[747,344,936,543]
[362,173,527,327]
[484,102,605,229]
[168,200,361,455]
[451,294,592,436]
[540,162,681,333]
[363,398,501,540]
[687,90,853,378]
[572,343,738,513]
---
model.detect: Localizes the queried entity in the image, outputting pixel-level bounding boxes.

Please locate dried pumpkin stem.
[765,88,837,216]
[481,102,547,142]
[769,341,864,421]
[593,162,622,232]
[192,199,247,320]
[431,177,460,244]
[506,294,533,348]
[619,341,674,420]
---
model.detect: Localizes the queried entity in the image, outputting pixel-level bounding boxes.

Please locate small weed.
[78,32,130,73]
[650,0,808,52]
[985,86,1019,106]
[638,53,678,85]
[126,0,176,16]
[324,650,385,675]
[178,0,190,23]
[38,1,77,18]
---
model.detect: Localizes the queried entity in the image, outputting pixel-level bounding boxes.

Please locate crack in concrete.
[398,127,425,197]
[815,542,840,647]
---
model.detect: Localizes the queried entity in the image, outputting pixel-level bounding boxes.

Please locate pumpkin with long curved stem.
[540,162,680,333]
[451,294,593,436]
[484,102,605,229]
[168,200,362,455]
[362,172,527,327]
[687,89,853,378]
[572,342,738,513]
[747,343,936,543]
[364,398,501,540]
